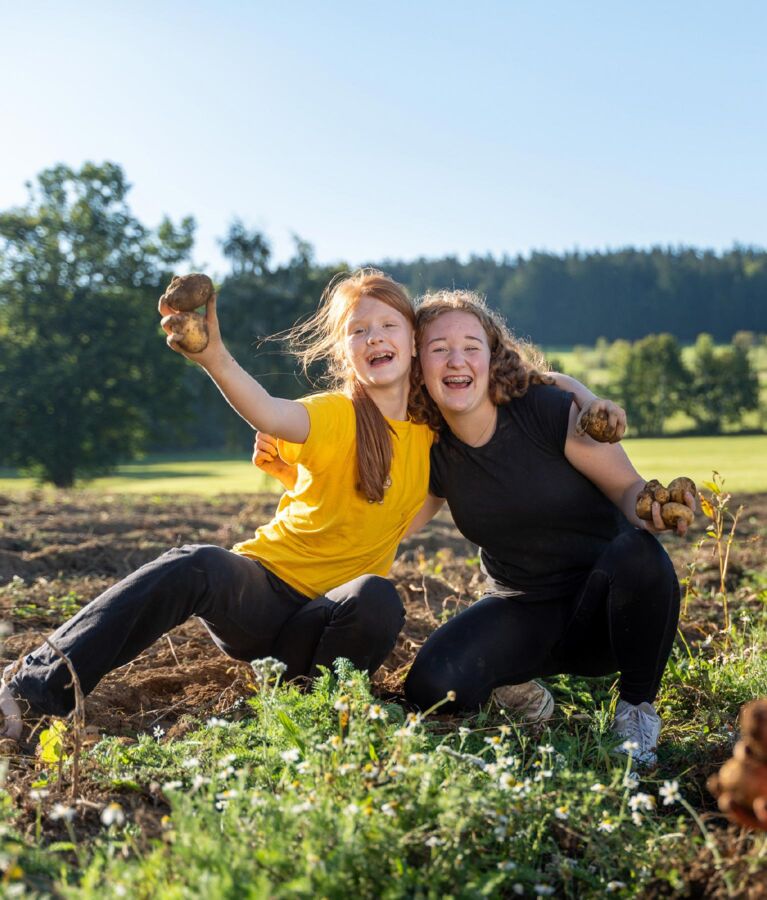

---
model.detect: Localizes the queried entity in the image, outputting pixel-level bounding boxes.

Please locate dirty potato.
[165,311,209,353]
[659,502,694,528]
[578,407,617,443]
[667,476,696,505]
[160,274,215,312]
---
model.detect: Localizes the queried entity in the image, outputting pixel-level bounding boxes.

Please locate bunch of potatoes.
[158,274,214,353]
[634,477,696,528]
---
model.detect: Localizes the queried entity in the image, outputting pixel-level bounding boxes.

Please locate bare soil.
[1,489,765,895]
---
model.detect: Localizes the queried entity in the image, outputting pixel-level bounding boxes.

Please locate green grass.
[2,435,766,496]
[5,625,767,897]
[0,453,280,496]
[623,434,767,493]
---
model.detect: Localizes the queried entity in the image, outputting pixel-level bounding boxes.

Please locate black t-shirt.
[429,384,632,600]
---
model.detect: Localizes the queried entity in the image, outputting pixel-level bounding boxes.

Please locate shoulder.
[279,392,355,467]
[506,384,574,453]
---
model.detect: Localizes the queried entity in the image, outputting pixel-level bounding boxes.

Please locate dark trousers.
[405,529,680,712]
[10,544,404,717]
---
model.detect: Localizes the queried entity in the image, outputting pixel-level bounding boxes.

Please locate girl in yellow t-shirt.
[1,270,432,734]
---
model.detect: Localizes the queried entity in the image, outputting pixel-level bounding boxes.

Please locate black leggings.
[405,529,680,712]
[11,544,404,717]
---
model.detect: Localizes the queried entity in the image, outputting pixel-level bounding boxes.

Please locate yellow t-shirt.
[233,392,434,597]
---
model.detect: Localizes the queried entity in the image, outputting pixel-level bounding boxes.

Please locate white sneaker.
[493,681,554,725]
[612,699,661,767]
[0,681,22,742]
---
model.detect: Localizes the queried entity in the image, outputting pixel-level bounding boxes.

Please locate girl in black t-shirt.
[403,290,695,767]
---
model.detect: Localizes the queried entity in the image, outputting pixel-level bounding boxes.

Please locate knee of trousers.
[168,544,235,581]
[346,575,405,641]
[404,652,457,711]
[609,529,678,593]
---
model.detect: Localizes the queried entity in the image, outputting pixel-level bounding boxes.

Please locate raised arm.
[160,293,310,443]
[563,403,694,535]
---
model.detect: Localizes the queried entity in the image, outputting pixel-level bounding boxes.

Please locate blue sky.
[2,1,765,277]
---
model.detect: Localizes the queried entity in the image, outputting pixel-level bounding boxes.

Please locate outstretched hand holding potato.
[159,273,222,360]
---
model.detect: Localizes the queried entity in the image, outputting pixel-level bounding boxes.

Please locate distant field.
[1,435,765,495]
[0,454,280,496]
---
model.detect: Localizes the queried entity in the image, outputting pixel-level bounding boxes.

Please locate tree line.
[0,162,764,485]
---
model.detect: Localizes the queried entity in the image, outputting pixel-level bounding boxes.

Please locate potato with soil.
[576,400,626,443]
[635,477,695,530]
[158,273,214,353]
[708,700,767,829]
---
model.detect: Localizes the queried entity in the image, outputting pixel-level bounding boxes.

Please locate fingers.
[651,501,665,532]
[252,432,279,468]
[611,412,627,443]
[685,490,697,512]
[574,409,586,435]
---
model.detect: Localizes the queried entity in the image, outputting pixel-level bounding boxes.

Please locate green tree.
[614,334,689,435]
[0,162,195,486]
[686,334,759,433]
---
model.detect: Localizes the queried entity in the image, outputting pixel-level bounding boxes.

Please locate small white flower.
[629,792,656,813]
[333,696,350,712]
[100,802,125,827]
[345,803,360,816]
[513,885,525,895]
[152,725,165,740]
[191,774,211,791]
[280,748,301,764]
[162,780,183,792]
[458,727,471,737]
[446,690,457,702]
[498,772,516,790]
[598,815,617,833]
[554,805,569,821]
[631,811,643,826]
[49,803,76,822]
[607,881,627,892]
[623,771,640,790]
[426,836,445,848]
[381,802,397,817]
[29,789,50,801]
[659,780,680,806]
[620,740,639,752]
[537,744,555,754]
[534,885,555,896]
[206,717,230,728]
[497,860,516,871]
[590,782,607,793]
[368,704,387,721]
[181,756,200,769]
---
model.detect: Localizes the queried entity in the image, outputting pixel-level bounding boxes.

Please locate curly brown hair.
[409,289,553,431]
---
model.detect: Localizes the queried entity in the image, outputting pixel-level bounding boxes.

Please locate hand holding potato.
[635,477,696,536]
[158,273,221,358]
[575,398,627,443]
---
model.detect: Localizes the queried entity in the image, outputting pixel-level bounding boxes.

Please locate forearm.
[549,372,596,409]
[202,351,306,441]
[404,495,446,539]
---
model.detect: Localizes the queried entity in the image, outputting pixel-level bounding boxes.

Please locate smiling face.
[419,310,496,420]
[344,294,416,393]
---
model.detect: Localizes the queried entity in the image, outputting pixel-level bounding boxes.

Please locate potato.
[635,489,654,521]
[667,476,696,505]
[578,407,616,443]
[708,754,767,809]
[160,274,214,312]
[660,502,694,528]
[165,311,209,353]
[741,700,767,764]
